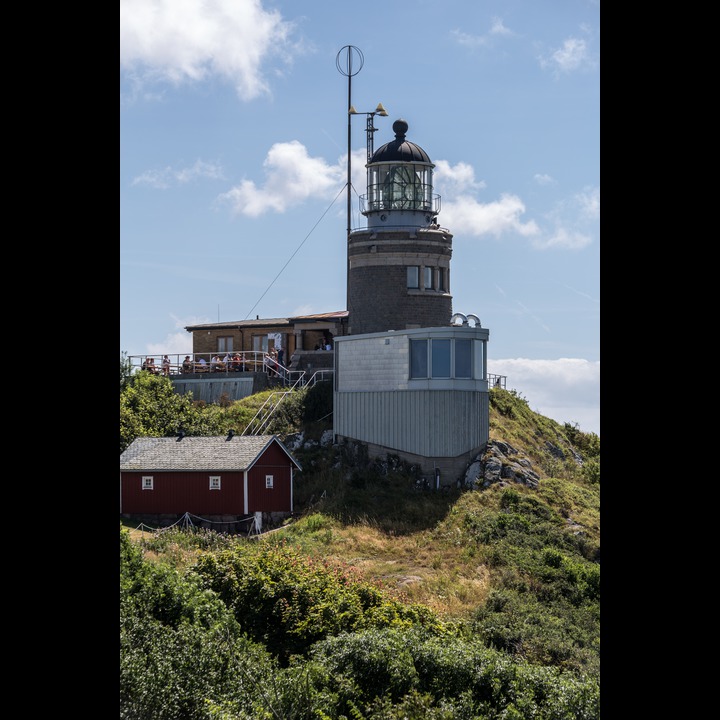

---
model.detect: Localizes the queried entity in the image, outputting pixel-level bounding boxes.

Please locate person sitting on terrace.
[196,357,208,372]
[143,357,158,374]
[211,355,225,372]
[161,355,171,376]
[231,352,243,371]
[181,356,193,374]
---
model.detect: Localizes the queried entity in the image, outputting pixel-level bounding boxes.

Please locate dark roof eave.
[185,311,348,332]
[185,318,292,331]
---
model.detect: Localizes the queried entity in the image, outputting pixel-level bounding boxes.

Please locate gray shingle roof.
[119,435,301,472]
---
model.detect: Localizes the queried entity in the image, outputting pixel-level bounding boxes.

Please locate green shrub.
[582,457,600,484]
[308,626,600,719]
[193,540,444,665]
[120,529,277,719]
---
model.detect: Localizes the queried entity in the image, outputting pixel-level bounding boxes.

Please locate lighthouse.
[334,117,490,485]
[347,119,452,335]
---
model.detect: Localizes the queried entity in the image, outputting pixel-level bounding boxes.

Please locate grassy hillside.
[125,385,599,670]
[121,382,599,718]
[274,387,599,672]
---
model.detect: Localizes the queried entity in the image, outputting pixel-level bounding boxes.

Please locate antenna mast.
[336,45,364,313]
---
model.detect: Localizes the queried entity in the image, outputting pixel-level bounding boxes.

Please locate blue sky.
[120,0,600,435]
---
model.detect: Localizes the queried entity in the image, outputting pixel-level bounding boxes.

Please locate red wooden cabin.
[119,434,300,522]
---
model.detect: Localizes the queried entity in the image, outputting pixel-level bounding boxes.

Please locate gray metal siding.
[337,335,409,390]
[333,390,489,457]
[171,377,255,404]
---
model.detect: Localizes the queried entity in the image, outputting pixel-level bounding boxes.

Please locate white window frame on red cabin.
[142,476,154,490]
[209,476,221,490]
[265,475,274,489]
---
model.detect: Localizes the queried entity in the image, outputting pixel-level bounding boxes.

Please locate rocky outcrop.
[286,433,570,496]
[284,429,335,452]
[463,440,541,490]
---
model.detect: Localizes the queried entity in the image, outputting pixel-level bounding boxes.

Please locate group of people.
[314,339,332,351]
[264,348,288,379]
[145,348,292,376]
[141,355,172,376]
[141,357,157,374]
[178,352,251,373]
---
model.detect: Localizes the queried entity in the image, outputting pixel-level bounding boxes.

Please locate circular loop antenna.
[336,45,364,77]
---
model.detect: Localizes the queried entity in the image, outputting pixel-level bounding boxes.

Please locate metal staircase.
[241,369,333,436]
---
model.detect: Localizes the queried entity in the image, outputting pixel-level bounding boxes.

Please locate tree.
[120,351,134,393]
[120,371,223,452]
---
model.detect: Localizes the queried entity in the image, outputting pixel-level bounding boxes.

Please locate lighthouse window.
[431,339,452,378]
[383,165,420,209]
[423,267,433,290]
[438,268,446,291]
[407,266,419,289]
[410,339,428,378]
[410,337,477,379]
[455,339,472,378]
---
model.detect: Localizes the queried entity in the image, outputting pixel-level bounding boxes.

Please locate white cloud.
[451,16,514,48]
[451,29,491,48]
[131,167,174,189]
[119,0,297,100]
[540,36,593,76]
[210,141,592,253]
[217,141,345,216]
[576,186,600,220]
[489,357,600,435]
[530,227,591,250]
[145,314,209,356]
[132,159,224,188]
[534,173,555,186]
[433,160,486,192]
[489,17,513,37]
[441,193,540,239]
[147,331,193,357]
[526,185,600,249]
[176,160,225,183]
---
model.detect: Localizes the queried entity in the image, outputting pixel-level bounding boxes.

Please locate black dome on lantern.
[369,119,431,164]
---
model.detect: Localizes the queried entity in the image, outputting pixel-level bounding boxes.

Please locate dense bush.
[121,527,599,719]
[307,626,600,719]
[193,539,444,665]
[120,529,278,719]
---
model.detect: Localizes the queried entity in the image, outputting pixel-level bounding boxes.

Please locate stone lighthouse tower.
[347,119,453,335]
[335,115,490,485]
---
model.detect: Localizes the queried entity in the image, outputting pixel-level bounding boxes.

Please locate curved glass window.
[409,337,478,379]
[366,163,433,212]
[407,266,419,288]
[455,339,472,378]
[431,339,451,378]
[423,266,433,289]
[410,339,428,378]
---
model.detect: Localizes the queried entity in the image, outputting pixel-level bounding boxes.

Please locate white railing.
[127,352,335,389]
